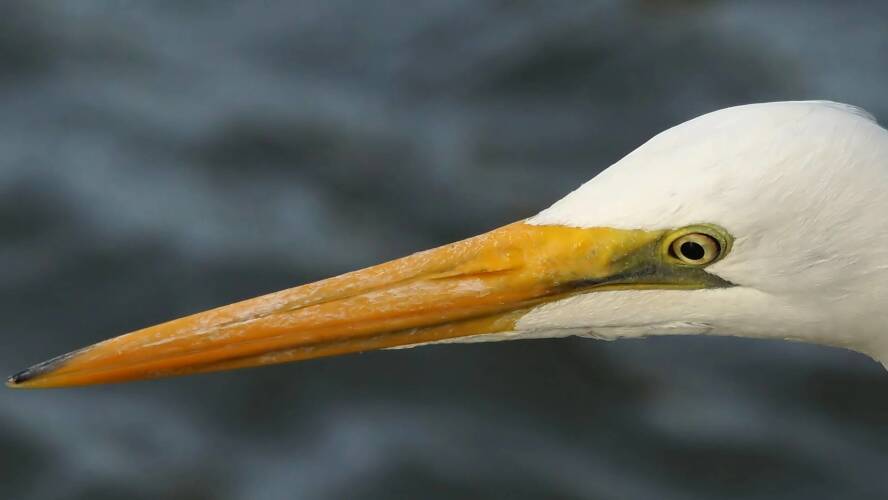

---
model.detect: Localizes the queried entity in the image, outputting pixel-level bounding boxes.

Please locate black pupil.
[680,241,706,261]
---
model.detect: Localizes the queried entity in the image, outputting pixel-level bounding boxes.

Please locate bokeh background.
[2,1,888,499]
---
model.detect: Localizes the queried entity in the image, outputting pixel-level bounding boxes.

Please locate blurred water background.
[1,1,888,499]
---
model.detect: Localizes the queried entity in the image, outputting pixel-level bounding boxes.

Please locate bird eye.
[670,233,720,265]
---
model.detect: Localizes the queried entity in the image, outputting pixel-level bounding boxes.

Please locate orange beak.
[7,222,668,388]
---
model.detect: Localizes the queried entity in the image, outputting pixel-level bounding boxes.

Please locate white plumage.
[522,101,888,366]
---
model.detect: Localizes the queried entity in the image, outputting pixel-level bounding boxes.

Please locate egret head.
[10,101,888,388]
[525,101,888,358]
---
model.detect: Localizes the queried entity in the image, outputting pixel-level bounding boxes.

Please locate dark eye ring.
[671,233,720,265]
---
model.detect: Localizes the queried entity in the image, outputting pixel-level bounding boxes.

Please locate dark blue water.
[2,2,887,499]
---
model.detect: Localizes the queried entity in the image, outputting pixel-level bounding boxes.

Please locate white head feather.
[520,101,888,366]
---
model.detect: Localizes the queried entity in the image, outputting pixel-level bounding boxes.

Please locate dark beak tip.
[6,347,90,389]
[6,369,33,388]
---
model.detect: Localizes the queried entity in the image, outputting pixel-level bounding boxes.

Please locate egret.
[8,100,888,389]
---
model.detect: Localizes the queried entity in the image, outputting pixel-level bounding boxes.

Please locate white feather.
[512,101,888,365]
